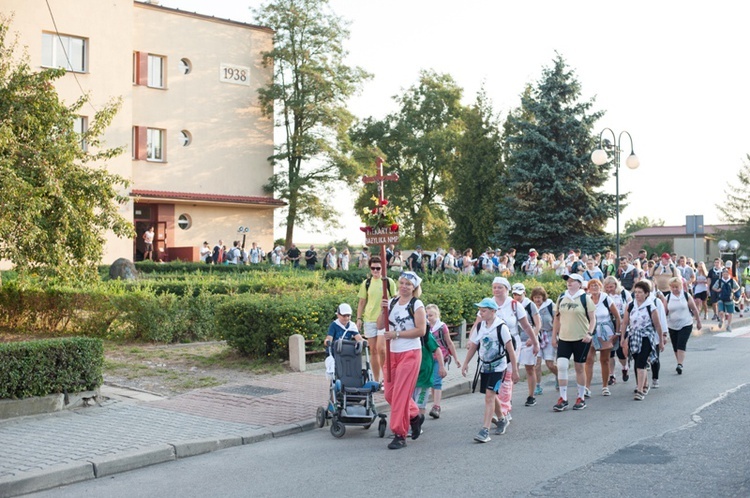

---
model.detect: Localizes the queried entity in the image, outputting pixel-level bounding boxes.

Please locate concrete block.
[241,429,273,445]
[172,436,243,458]
[289,334,306,372]
[90,444,175,478]
[0,461,94,497]
[0,394,63,420]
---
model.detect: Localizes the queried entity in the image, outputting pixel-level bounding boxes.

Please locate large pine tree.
[717,154,750,249]
[494,54,616,255]
[447,88,504,253]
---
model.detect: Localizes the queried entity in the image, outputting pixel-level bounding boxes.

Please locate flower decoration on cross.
[360,195,400,232]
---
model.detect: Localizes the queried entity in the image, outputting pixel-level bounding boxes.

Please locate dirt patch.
[104,341,289,398]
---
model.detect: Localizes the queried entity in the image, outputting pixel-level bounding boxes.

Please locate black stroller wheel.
[331,418,346,438]
[378,418,387,438]
[315,407,326,428]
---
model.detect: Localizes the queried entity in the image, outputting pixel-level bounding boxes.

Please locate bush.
[217,291,357,359]
[0,337,103,399]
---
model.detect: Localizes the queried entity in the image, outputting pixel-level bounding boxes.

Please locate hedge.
[0,337,103,399]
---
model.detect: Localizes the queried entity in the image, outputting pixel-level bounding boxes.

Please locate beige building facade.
[3,0,282,263]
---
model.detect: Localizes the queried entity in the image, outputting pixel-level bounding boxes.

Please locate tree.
[0,17,133,284]
[624,216,665,235]
[351,70,465,248]
[446,87,504,253]
[254,0,371,247]
[494,54,616,255]
[716,154,750,249]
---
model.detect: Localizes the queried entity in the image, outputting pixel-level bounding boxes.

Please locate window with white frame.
[41,33,86,72]
[147,128,164,161]
[73,116,87,151]
[148,55,164,88]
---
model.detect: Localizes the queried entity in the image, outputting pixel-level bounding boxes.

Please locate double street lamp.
[591,129,640,261]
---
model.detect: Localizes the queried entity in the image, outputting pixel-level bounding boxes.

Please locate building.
[622,224,742,263]
[3,0,283,263]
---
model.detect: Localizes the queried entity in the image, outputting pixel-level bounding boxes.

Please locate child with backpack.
[461,298,519,443]
[425,304,460,419]
[412,320,445,430]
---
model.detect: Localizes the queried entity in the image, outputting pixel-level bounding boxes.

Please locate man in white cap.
[552,273,596,412]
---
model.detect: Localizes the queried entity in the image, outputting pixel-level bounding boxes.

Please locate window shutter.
[135,51,148,86]
[134,126,147,160]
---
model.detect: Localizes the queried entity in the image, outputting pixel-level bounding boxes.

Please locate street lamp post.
[591,129,640,262]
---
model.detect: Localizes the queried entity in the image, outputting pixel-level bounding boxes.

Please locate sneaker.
[643,386,650,395]
[388,435,406,449]
[553,397,569,412]
[712,314,718,321]
[622,369,630,382]
[602,387,611,396]
[719,318,724,328]
[525,396,537,407]
[634,391,644,401]
[652,379,659,389]
[584,387,591,398]
[573,397,586,410]
[534,385,543,396]
[727,325,732,332]
[676,364,683,375]
[429,405,441,419]
[495,417,509,435]
[491,415,499,426]
[608,375,616,386]
[507,412,512,422]
[410,414,424,440]
[474,427,491,443]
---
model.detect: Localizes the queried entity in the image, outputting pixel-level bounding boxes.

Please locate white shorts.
[537,341,556,362]
[517,343,537,366]
[363,322,385,339]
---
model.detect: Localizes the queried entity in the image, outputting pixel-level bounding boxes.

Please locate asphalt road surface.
[32,326,750,498]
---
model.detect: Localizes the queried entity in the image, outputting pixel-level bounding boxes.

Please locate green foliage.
[717,154,750,251]
[642,241,673,259]
[254,0,371,245]
[351,70,466,247]
[0,337,103,399]
[447,87,504,253]
[494,54,615,255]
[0,16,133,284]
[624,216,665,235]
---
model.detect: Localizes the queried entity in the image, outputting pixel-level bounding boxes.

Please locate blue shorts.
[719,301,735,314]
[431,359,443,389]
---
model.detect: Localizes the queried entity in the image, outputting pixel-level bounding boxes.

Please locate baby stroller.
[316,339,387,438]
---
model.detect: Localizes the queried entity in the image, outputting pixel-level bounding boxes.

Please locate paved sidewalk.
[0,347,473,497]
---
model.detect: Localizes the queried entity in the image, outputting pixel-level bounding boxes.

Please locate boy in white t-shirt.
[462,298,519,443]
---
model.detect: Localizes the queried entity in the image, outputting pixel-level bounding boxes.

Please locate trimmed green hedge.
[0,337,103,399]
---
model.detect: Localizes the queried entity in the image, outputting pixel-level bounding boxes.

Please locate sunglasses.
[370,266,382,271]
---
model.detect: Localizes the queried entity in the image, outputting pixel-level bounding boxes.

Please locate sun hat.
[563,273,584,283]
[474,297,499,310]
[492,277,511,289]
[337,303,353,315]
[399,271,422,288]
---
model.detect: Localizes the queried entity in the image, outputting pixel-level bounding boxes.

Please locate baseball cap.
[336,303,353,315]
[474,297,499,310]
[661,252,671,259]
[511,283,526,294]
[563,273,584,283]
[529,248,537,255]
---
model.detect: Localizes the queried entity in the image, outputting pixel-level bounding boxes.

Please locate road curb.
[0,461,94,497]
[172,436,244,459]
[90,444,176,478]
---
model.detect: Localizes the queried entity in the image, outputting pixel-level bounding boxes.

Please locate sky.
[159,0,750,247]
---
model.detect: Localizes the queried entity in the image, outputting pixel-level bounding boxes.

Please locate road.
[31,326,750,497]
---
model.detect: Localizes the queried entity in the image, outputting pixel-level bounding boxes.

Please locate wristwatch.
[395,330,400,338]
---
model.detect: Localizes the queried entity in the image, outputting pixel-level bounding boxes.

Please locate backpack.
[473,257,483,275]
[556,293,590,322]
[323,254,330,270]
[471,320,515,393]
[619,268,635,291]
[718,279,736,302]
[366,276,394,297]
[434,323,453,365]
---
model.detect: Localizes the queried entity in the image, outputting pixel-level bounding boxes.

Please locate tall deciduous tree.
[254,0,370,247]
[717,154,750,249]
[0,17,132,283]
[351,70,465,248]
[446,87,504,253]
[494,54,615,255]
[624,216,665,235]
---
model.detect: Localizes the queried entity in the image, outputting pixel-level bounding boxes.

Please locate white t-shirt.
[388,298,424,353]
[666,291,693,329]
[496,297,528,338]
[593,295,614,325]
[471,316,512,373]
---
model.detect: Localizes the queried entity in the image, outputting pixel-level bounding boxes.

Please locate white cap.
[511,283,526,294]
[337,303,353,315]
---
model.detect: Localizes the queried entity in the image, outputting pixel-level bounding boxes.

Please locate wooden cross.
[362,157,399,382]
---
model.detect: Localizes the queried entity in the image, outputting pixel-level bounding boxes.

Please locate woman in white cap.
[511,283,542,407]
[324,303,362,349]
[552,273,596,412]
[378,271,426,450]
